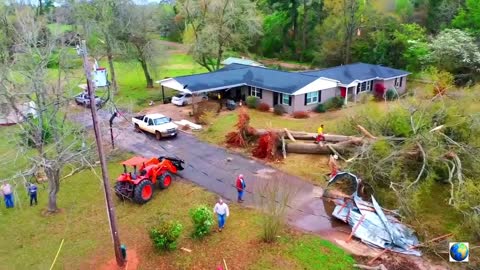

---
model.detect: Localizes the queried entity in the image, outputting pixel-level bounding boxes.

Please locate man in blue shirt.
[28,183,38,206]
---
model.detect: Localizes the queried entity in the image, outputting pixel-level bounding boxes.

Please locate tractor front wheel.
[133,180,154,204]
[157,172,174,189]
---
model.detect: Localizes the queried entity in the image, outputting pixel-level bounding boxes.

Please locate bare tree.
[0,7,93,213]
[115,1,161,88]
[254,173,298,243]
[72,0,122,94]
[178,0,262,71]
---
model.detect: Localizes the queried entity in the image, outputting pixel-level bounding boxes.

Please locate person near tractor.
[213,198,229,232]
[236,174,246,203]
[1,182,14,208]
[315,124,325,144]
[28,182,38,206]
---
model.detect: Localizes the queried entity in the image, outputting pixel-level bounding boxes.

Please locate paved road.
[71,108,341,232]
[72,108,410,261]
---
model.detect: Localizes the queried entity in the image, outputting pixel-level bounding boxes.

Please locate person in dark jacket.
[28,182,38,206]
[236,174,246,203]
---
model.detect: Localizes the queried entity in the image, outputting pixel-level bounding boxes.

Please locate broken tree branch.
[284,128,296,142]
[357,125,377,139]
[407,142,426,189]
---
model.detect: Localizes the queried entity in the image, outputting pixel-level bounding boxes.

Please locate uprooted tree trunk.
[286,138,364,155]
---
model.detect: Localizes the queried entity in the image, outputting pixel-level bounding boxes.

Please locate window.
[366,81,373,91]
[143,117,149,124]
[306,92,319,105]
[154,117,170,125]
[357,80,373,93]
[395,77,403,87]
[250,87,262,98]
[282,94,290,105]
[148,118,154,126]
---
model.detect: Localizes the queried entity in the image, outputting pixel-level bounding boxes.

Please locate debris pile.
[252,131,280,160]
[326,172,422,256]
[225,108,257,147]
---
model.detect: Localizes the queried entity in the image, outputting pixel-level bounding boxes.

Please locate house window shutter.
[318,91,322,103]
[289,96,292,106]
[304,94,307,105]
[259,89,263,99]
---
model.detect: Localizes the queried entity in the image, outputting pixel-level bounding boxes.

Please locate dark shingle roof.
[175,64,319,94]
[171,63,410,93]
[300,63,410,85]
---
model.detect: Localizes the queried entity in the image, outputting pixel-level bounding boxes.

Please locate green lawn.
[47,23,74,35]
[0,146,355,269]
[99,53,206,110]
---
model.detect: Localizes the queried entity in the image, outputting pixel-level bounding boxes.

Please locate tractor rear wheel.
[133,180,154,204]
[157,172,174,189]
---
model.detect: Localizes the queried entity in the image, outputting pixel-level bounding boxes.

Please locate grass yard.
[99,53,206,111]
[47,23,74,35]
[0,149,355,270]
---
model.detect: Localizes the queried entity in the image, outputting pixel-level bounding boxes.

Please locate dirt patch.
[97,250,139,270]
[142,103,193,122]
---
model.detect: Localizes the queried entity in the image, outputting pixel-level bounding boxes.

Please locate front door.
[273,92,279,106]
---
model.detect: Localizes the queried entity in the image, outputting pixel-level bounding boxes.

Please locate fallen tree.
[285,138,364,155]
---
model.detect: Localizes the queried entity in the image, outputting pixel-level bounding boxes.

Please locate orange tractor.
[114,156,184,204]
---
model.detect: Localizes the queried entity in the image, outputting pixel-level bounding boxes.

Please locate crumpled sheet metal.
[328,173,422,256]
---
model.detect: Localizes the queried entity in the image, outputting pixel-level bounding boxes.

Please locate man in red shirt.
[236,174,246,203]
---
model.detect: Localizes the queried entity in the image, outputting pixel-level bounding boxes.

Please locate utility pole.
[81,40,125,267]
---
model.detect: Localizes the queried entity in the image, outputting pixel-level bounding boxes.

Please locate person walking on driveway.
[213,198,229,232]
[236,174,246,203]
[28,182,38,206]
[1,182,14,208]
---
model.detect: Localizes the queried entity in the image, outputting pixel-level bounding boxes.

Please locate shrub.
[198,110,216,125]
[358,93,373,104]
[257,102,270,112]
[292,111,309,119]
[246,96,260,109]
[314,103,326,113]
[273,104,286,115]
[324,96,344,110]
[193,101,219,124]
[149,219,183,251]
[386,88,398,101]
[190,205,214,238]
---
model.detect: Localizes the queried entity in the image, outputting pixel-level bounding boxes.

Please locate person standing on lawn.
[28,182,38,206]
[1,182,14,208]
[236,174,246,203]
[213,198,229,232]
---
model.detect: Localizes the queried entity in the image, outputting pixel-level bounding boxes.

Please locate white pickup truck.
[132,113,178,140]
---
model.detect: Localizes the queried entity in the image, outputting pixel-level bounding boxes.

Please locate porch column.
[353,86,357,103]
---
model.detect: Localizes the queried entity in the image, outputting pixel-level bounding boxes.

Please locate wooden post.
[161,85,165,104]
[81,40,125,267]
